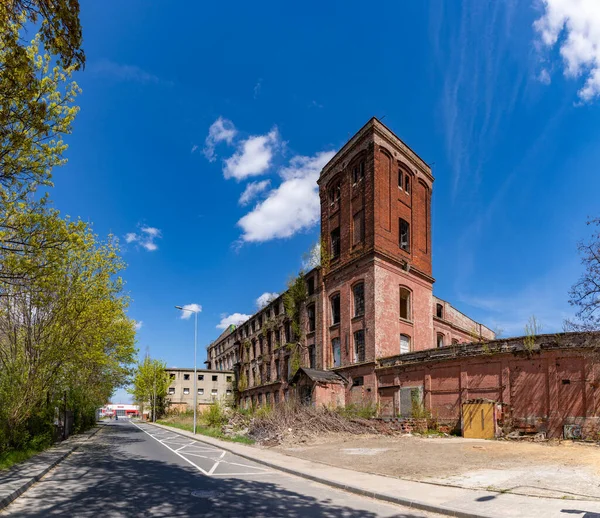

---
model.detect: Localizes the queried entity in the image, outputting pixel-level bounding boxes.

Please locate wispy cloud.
[458,261,576,337]
[435,0,525,200]
[224,128,279,180]
[237,150,335,242]
[90,59,169,85]
[203,117,237,162]
[254,79,262,99]
[124,225,162,252]
[134,320,143,331]
[178,303,202,320]
[534,0,600,103]
[191,144,199,153]
[256,292,278,309]
[216,313,250,329]
[239,180,271,206]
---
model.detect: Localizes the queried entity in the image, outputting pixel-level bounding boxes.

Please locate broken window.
[353,210,364,245]
[437,334,444,348]
[452,339,459,345]
[275,358,281,379]
[399,218,410,252]
[307,276,315,295]
[274,303,280,316]
[226,376,232,382]
[400,334,411,354]
[354,329,365,363]
[400,287,411,320]
[168,387,175,395]
[353,160,365,183]
[183,388,190,395]
[198,374,204,381]
[211,389,218,396]
[198,388,204,395]
[352,376,364,387]
[258,315,262,328]
[309,345,316,369]
[332,338,341,367]
[307,304,316,332]
[275,329,281,345]
[331,294,341,325]
[398,168,403,189]
[329,181,341,205]
[331,227,341,259]
[169,373,175,380]
[267,332,272,352]
[212,375,218,381]
[405,174,410,194]
[436,303,444,319]
[226,390,232,396]
[184,374,190,380]
[284,322,291,343]
[353,283,365,317]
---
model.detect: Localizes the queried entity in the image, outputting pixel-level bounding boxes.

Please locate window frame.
[437,333,445,348]
[330,227,341,260]
[307,303,316,332]
[353,210,364,245]
[330,293,341,326]
[354,329,366,363]
[353,282,365,318]
[399,218,410,252]
[332,337,341,368]
[399,286,412,321]
[400,334,411,354]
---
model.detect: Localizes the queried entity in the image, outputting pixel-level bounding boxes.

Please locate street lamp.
[175,305,199,434]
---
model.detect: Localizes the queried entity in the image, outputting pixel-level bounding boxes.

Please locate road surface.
[1,420,441,517]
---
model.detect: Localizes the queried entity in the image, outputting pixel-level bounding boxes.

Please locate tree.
[565,218,600,332]
[0,212,136,450]
[129,356,171,421]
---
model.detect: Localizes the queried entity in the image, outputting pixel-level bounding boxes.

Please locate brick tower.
[317,117,434,399]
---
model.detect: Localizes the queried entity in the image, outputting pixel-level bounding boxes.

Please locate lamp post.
[175,305,199,434]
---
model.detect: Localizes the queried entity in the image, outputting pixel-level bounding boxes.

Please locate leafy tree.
[129,356,171,421]
[565,218,600,332]
[0,212,136,451]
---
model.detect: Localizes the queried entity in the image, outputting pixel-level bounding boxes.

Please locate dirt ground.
[271,434,600,500]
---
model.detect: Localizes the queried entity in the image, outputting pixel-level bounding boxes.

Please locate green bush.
[204,401,227,428]
[336,401,378,419]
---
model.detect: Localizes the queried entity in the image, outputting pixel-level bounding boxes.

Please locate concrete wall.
[165,368,234,409]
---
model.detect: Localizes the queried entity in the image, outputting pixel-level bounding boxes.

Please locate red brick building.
[207,118,496,410]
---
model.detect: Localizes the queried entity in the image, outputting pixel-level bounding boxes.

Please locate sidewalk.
[149,422,600,518]
[0,424,103,510]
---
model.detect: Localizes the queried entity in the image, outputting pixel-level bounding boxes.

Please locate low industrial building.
[164,368,234,412]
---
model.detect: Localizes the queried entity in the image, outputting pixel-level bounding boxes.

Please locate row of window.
[327,160,366,206]
[170,373,231,382]
[167,387,232,396]
[330,283,365,327]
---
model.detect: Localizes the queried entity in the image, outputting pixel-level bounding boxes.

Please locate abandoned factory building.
[205,117,600,439]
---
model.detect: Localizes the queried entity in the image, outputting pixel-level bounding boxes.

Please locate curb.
[0,425,103,511]
[147,423,490,518]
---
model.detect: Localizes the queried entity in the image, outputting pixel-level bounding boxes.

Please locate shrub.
[204,401,227,428]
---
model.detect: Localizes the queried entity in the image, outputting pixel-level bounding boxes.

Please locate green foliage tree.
[0,212,136,451]
[129,356,171,422]
[283,271,308,377]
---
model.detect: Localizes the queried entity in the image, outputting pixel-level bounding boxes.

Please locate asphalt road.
[1,420,441,517]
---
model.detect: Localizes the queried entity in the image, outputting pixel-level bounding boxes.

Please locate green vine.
[283,271,308,377]
[238,371,248,391]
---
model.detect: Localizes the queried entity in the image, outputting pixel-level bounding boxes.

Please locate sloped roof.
[291,367,346,385]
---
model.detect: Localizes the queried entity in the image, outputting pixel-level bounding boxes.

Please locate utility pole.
[153,362,157,423]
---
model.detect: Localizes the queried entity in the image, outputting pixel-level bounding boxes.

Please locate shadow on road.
[8,422,424,517]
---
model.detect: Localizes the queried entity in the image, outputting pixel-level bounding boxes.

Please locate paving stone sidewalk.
[0,424,103,510]
[149,422,600,518]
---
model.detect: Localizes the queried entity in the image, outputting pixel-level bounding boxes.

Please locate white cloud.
[238,151,335,242]
[191,144,198,153]
[178,303,202,320]
[224,128,279,180]
[254,79,262,99]
[534,0,600,102]
[216,313,250,329]
[124,225,162,251]
[256,292,278,309]
[203,117,237,162]
[134,320,143,331]
[239,180,271,206]
[539,68,552,85]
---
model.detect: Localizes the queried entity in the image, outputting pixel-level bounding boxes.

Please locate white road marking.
[131,422,272,477]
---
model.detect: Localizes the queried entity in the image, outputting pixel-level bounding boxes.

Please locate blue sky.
[46,1,600,402]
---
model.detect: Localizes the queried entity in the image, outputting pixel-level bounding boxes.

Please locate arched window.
[400,334,411,354]
[437,333,444,348]
[405,174,410,194]
[436,303,444,319]
[399,287,411,320]
[329,181,341,205]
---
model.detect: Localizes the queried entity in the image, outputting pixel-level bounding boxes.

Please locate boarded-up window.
[353,211,364,245]
[400,334,411,354]
[399,386,423,417]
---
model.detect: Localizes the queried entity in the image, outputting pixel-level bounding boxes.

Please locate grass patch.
[156,419,254,445]
[0,444,49,471]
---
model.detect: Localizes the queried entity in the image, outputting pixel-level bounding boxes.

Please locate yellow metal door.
[463,402,495,439]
